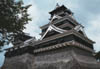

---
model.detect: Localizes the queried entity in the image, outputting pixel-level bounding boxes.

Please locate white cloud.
[86,14,100,52]
[23,0,41,39]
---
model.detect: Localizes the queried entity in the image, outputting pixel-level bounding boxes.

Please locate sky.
[0,0,100,67]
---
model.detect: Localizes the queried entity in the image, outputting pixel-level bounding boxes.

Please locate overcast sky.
[0,0,100,67]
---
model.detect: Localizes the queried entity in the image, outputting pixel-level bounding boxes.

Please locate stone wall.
[34,47,74,69]
[1,46,98,69]
[34,46,96,69]
[1,53,35,69]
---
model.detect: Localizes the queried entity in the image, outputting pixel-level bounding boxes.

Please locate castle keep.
[2,4,100,69]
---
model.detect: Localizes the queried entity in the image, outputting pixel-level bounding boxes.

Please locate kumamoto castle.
[1,4,100,69]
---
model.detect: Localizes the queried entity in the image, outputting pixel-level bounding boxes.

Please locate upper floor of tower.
[49,3,73,20]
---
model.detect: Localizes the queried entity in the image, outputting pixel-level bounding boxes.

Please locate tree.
[0,0,31,48]
[95,51,100,61]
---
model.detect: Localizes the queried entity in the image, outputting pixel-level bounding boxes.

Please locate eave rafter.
[34,40,94,53]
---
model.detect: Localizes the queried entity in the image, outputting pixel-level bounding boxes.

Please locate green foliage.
[0,0,31,48]
[95,51,100,60]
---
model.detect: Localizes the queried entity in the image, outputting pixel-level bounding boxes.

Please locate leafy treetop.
[0,0,31,48]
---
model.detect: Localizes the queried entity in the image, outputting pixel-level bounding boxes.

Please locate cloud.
[86,14,100,52]
[23,0,41,39]
[78,0,100,14]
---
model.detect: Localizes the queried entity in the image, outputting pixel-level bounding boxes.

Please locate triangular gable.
[40,14,67,40]
[74,25,87,37]
[40,25,67,40]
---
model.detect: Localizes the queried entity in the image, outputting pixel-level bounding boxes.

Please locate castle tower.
[34,4,100,69]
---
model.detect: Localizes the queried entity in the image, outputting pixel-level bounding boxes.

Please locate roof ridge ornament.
[55,3,60,9]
